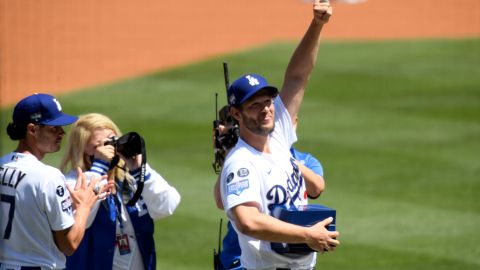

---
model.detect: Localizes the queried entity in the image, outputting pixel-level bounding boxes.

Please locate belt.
[0,263,41,270]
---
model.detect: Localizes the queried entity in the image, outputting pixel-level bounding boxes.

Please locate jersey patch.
[237,168,249,177]
[226,172,235,183]
[61,197,72,213]
[56,185,65,196]
[227,179,249,196]
[227,173,235,184]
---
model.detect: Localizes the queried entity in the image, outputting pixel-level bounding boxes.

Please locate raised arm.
[280,0,332,120]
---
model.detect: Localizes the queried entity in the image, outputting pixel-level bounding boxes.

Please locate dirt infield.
[1,0,479,107]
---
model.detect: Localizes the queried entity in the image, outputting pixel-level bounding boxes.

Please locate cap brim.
[40,114,78,126]
[239,86,278,105]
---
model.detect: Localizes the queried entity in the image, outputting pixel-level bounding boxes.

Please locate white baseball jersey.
[220,96,315,270]
[0,152,74,269]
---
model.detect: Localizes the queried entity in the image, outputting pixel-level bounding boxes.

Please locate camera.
[105,132,146,207]
[104,132,143,158]
[216,105,239,150]
[217,125,239,150]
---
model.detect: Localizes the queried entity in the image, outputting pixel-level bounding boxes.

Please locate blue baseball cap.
[12,93,78,126]
[227,74,278,107]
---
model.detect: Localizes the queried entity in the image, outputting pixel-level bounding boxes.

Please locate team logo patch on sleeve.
[226,172,235,183]
[237,168,249,177]
[227,179,249,196]
[61,197,72,213]
[56,185,65,196]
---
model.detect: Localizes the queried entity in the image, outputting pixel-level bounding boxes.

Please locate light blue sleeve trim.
[89,159,109,175]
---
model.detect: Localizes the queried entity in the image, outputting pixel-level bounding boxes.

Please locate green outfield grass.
[1,38,479,269]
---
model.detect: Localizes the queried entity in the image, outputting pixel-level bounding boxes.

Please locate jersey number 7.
[1,194,15,239]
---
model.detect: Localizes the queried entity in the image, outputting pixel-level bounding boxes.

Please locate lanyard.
[112,191,125,234]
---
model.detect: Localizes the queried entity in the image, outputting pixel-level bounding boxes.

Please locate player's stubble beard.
[36,125,64,154]
[241,110,275,136]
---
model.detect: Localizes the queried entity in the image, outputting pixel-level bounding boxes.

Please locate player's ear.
[26,123,37,136]
[229,106,242,122]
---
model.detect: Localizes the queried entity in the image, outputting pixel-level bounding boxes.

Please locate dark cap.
[227,74,278,107]
[12,93,78,126]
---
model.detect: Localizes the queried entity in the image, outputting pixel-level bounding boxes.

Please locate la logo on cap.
[246,75,260,87]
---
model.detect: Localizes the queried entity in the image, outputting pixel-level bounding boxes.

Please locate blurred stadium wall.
[1,0,479,107]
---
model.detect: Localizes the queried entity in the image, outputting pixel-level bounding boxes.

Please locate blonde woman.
[60,113,181,270]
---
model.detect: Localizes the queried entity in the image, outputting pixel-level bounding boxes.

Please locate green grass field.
[1,38,479,269]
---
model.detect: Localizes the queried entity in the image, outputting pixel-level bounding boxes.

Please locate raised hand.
[66,167,100,210]
[314,0,333,24]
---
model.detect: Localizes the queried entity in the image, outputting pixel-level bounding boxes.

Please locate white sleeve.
[43,171,75,231]
[220,159,262,214]
[272,96,297,149]
[133,164,181,219]
[64,169,103,228]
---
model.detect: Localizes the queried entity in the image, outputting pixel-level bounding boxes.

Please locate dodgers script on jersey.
[0,152,75,269]
[220,97,316,269]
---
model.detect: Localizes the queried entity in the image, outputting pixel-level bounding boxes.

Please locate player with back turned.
[219,1,339,269]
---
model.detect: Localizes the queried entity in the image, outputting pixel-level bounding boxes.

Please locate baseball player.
[0,93,104,270]
[219,1,339,269]
[214,113,327,270]
[213,106,326,270]
[216,147,326,270]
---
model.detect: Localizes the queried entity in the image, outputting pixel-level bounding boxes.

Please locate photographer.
[60,113,181,270]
